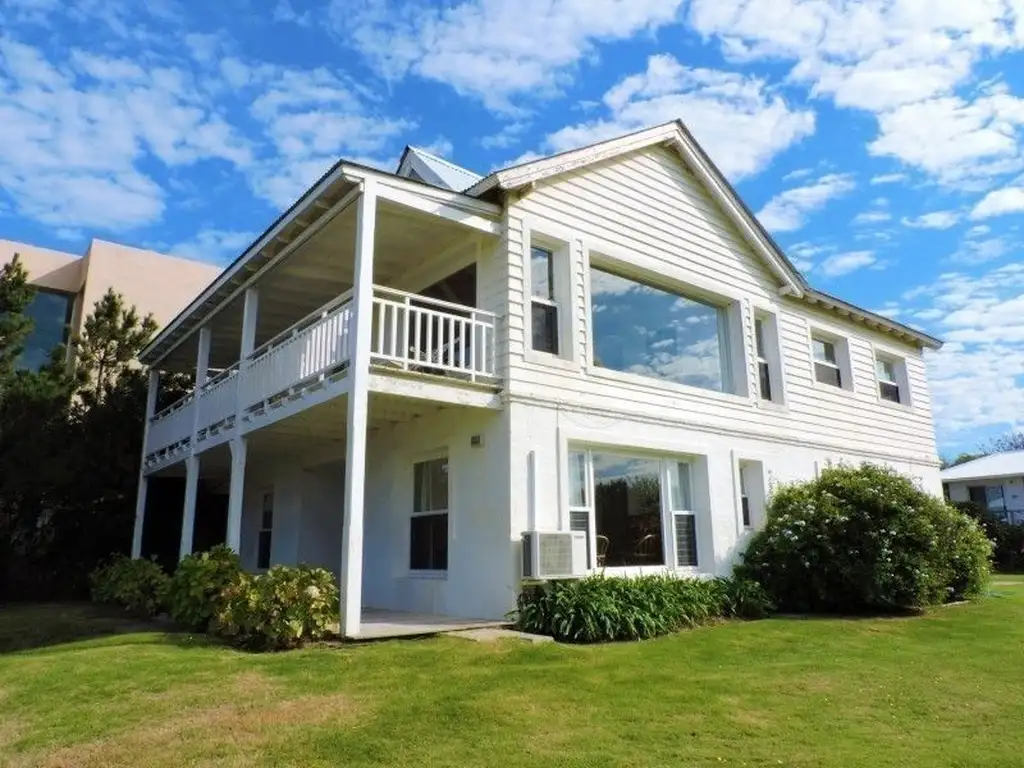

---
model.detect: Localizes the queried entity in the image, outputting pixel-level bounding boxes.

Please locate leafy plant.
[953,501,1024,574]
[166,546,243,631]
[514,573,768,643]
[737,463,992,613]
[89,555,169,617]
[213,565,339,651]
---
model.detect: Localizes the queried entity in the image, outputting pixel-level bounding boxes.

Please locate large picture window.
[589,266,728,392]
[568,449,700,570]
[410,456,449,571]
[20,289,73,371]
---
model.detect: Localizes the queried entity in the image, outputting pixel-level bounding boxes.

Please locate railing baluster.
[413,306,422,364]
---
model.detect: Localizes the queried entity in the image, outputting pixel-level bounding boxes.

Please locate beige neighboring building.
[0,238,222,370]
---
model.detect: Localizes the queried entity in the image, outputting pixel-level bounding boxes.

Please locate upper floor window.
[590,265,730,393]
[19,289,73,371]
[530,245,559,355]
[875,355,907,404]
[755,317,772,400]
[811,336,843,388]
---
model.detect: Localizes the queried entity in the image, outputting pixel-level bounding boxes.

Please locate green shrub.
[953,501,1024,573]
[167,546,243,631]
[213,565,339,651]
[514,573,767,643]
[737,464,992,613]
[89,555,169,617]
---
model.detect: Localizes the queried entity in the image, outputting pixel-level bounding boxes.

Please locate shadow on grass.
[0,602,199,654]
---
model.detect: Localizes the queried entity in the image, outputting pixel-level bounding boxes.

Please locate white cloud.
[687,0,1024,186]
[331,0,685,112]
[817,250,877,278]
[868,88,1024,185]
[852,210,892,225]
[480,122,529,150]
[870,173,908,184]
[273,0,312,26]
[756,173,855,233]
[170,228,255,264]
[971,187,1024,219]
[950,236,1015,265]
[531,55,814,182]
[0,38,252,230]
[902,264,1024,440]
[902,210,960,229]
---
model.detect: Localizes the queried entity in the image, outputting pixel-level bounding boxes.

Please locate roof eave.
[803,289,943,350]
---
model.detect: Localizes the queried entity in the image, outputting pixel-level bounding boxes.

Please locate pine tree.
[72,288,158,407]
[0,254,36,383]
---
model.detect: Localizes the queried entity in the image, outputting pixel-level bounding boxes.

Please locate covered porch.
[138,384,514,638]
[133,165,508,638]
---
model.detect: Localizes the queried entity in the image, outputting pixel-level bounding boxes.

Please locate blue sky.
[1,0,1023,456]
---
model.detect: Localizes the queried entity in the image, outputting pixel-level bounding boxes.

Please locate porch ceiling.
[159,198,491,373]
[153,391,463,481]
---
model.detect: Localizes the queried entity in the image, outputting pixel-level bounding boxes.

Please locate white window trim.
[808,328,854,393]
[752,309,786,407]
[872,346,913,409]
[408,451,451,577]
[567,446,702,575]
[523,224,577,365]
[735,458,768,534]
[585,253,745,399]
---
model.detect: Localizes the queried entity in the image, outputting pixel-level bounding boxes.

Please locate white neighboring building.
[132,122,944,637]
[941,452,1024,524]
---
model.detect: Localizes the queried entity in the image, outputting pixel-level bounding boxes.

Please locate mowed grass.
[3,580,1024,768]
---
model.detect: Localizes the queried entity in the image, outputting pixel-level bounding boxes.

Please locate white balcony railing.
[145,286,497,464]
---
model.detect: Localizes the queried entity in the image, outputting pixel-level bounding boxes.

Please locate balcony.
[144,286,498,469]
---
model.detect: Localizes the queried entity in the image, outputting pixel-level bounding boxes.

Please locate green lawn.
[3,581,1024,768]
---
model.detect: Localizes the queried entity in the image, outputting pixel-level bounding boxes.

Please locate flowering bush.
[737,464,992,613]
[89,555,169,617]
[166,546,243,631]
[213,565,339,651]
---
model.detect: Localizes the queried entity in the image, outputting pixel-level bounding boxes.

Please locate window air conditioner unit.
[522,530,588,580]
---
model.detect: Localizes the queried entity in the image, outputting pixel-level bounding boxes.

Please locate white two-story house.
[132,121,943,638]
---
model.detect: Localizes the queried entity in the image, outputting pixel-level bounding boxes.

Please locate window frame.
[529,244,560,356]
[752,310,785,405]
[873,349,912,408]
[523,226,576,365]
[256,490,274,571]
[19,287,75,371]
[567,446,702,573]
[585,254,748,399]
[409,453,450,576]
[809,329,853,392]
[736,459,767,533]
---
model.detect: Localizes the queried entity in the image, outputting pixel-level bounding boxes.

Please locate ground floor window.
[257,491,274,569]
[568,448,699,569]
[411,456,449,571]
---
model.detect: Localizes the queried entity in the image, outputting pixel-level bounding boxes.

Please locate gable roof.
[465,120,942,351]
[396,146,482,192]
[940,452,1024,483]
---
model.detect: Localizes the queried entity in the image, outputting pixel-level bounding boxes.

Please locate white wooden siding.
[502,145,938,464]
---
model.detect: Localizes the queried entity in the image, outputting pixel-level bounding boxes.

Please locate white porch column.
[179,454,200,560]
[196,326,212,387]
[340,178,377,638]
[241,287,259,359]
[131,369,160,558]
[225,436,247,553]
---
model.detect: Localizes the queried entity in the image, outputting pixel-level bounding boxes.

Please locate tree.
[985,432,1024,454]
[0,254,35,383]
[72,289,157,407]
[941,452,984,469]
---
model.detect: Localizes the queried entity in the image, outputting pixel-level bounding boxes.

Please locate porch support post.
[226,437,247,553]
[241,287,259,359]
[340,178,377,638]
[196,325,212,387]
[179,454,200,561]
[131,369,159,558]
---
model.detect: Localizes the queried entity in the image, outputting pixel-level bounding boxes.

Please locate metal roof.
[940,451,1024,482]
